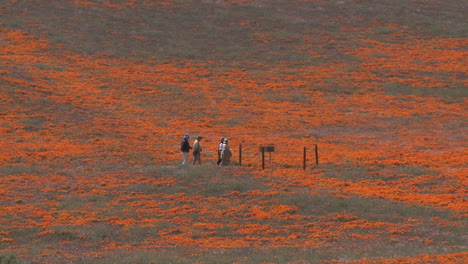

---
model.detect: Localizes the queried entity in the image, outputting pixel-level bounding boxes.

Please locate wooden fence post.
[303,146,307,170]
[239,143,242,166]
[315,144,319,166]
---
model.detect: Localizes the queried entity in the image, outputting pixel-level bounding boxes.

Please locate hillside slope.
[1,0,467,263]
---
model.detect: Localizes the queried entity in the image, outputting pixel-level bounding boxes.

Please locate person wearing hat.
[220,138,232,166]
[192,136,204,165]
[181,134,192,165]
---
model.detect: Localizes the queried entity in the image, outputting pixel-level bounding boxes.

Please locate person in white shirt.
[220,138,232,166]
[217,137,225,166]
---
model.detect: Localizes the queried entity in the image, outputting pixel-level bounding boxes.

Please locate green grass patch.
[0,252,25,264]
[279,190,452,222]
[156,166,267,196]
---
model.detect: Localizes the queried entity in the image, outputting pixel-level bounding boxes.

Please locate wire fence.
[232,144,319,170]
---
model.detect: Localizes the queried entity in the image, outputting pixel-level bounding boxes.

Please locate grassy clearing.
[71,247,342,264]
[155,165,268,196]
[278,190,453,222]
[0,252,25,264]
[382,82,468,99]
[323,163,439,182]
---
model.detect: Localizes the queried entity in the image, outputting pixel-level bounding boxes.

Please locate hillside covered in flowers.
[1,0,467,263]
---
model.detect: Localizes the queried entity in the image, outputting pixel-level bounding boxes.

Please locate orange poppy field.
[1,0,467,263]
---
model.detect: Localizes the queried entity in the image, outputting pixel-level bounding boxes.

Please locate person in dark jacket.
[181,134,192,165]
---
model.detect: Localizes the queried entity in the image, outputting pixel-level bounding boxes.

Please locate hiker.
[217,137,225,166]
[219,138,232,166]
[180,134,192,165]
[192,136,203,165]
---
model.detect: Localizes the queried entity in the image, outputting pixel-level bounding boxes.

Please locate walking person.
[192,136,203,165]
[220,138,232,166]
[180,134,192,165]
[217,137,225,166]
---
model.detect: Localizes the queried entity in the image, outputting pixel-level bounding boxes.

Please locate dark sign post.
[259,145,275,170]
[261,147,265,170]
